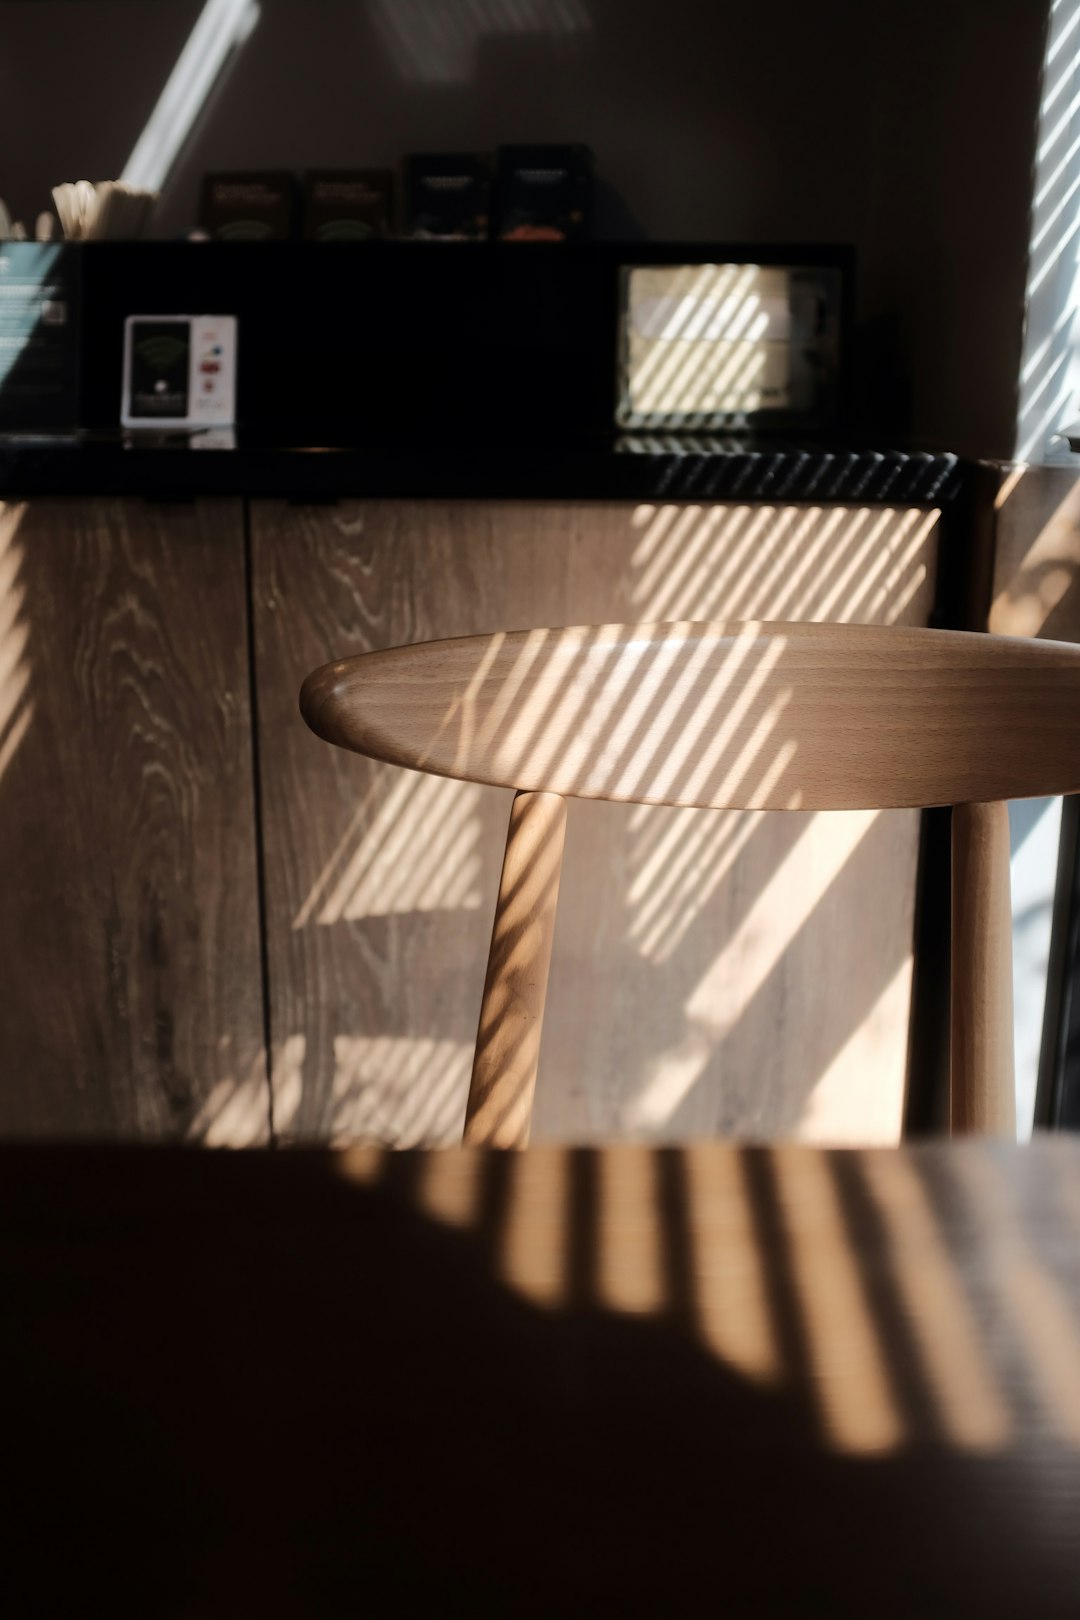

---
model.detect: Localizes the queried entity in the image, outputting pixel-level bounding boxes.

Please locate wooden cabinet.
[0,493,945,1144]
[0,499,266,1140]
[251,499,941,1145]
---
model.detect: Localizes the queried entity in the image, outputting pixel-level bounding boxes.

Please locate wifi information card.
[121,315,237,429]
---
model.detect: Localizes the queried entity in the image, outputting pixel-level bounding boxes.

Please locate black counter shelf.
[0,432,961,504]
[68,240,855,442]
[4,240,952,498]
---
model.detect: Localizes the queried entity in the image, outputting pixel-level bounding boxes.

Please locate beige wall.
[0,0,1050,454]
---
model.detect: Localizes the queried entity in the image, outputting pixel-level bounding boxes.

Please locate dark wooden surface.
[253,498,940,1146]
[0,499,266,1138]
[3,1138,1079,1617]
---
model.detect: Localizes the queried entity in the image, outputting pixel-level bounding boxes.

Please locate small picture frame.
[617,257,846,433]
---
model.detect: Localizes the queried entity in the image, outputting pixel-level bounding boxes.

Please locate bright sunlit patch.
[627,805,759,961]
[495,627,638,787]
[499,1146,568,1309]
[989,476,1080,634]
[799,507,932,630]
[473,628,556,763]
[625,505,702,583]
[1032,171,1080,259]
[1049,0,1080,65]
[995,465,1028,507]
[609,496,938,1132]
[683,1147,782,1383]
[447,630,507,773]
[859,1153,1012,1451]
[370,0,591,86]
[639,634,790,809]
[1017,0,1080,459]
[329,1036,472,1146]
[954,1150,1080,1446]
[883,559,930,625]
[628,501,684,566]
[288,489,937,1149]
[624,1026,716,1138]
[628,266,743,401]
[270,1032,306,1133]
[292,793,375,928]
[626,810,878,1130]
[336,1145,386,1185]
[1022,308,1076,385]
[813,509,896,621]
[0,504,32,785]
[597,1146,666,1314]
[1039,80,1080,170]
[772,1148,906,1454]
[797,957,911,1145]
[416,1148,482,1229]
[186,1050,272,1146]
[745,506,832,587]
[0,705,31,782]
[122,0,261,194]
[646,508,773,624]
[629,804,781,964]
[0,608,30,711]
[625,265,790,417]
[631,504,734,608]
[298,771,484,925]
[678,807,878,1024]
[713,506,842,623]
[612,622,776,804]
[628,503,934,641]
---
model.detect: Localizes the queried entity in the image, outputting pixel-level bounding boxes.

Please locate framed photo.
[617,248,849,433]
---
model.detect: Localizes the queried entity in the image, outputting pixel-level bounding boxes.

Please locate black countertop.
[0,431,962,504]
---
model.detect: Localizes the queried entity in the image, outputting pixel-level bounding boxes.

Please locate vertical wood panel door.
[0,499,266,1141]
[253,499,939,1146]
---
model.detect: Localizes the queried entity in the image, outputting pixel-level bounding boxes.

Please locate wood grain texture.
[254,499,940,1144]
[302,620,1080,810]
[951,801,1017,1136]
[989,464,1080,641]
[0,499,266,1140]
[465,790,566,1147]
[4,1140,1080,1616]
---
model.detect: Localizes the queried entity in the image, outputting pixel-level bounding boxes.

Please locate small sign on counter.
[121,315,237,429]
[0,243,80,430]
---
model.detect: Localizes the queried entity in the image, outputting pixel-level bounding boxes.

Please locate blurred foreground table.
[3,1140,1080,1616]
